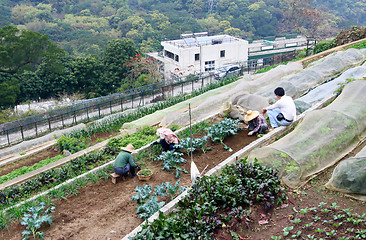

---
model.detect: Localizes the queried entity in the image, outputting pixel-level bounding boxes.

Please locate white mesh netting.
[258,48,365,104]
[295,65,366,113]
[247,80,366,188]
[325,145,366,197]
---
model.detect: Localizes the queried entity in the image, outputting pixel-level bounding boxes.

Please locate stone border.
[121,94,336,240]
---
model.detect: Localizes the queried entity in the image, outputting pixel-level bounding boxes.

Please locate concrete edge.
[121,94,337,240]
[1,112,218,212]
[0,140,57,168]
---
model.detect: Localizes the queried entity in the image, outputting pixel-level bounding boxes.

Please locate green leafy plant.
[153,179,186,200]
[283,226,294,237]
[175,136,210,154]
[154,150,187,178]
[206,118,242,151]
[138,169,152,177]
[131,159,286,239]
[131,185,152,205]
[20,202,55,240]
[56,135,88,154]
[136,196,165,219]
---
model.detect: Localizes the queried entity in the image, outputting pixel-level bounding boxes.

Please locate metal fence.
[0,52,298,147]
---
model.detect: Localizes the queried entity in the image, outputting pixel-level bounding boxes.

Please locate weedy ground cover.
[269,202,366,240]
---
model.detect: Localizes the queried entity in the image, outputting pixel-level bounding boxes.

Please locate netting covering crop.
[295,65,366,113]
[247,80,366,188]
[325,145,366,197]
[258,48,365,104]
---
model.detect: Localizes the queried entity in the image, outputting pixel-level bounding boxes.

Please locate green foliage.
[136,196,165,219]
[206,118,242,151]
[334,78,358,95]
[313,39,336,54]
[138,168,152,177]
[0,151,105,210]
[56,135,87,154]
[0,155,64,185]
[131,159,286,239]
[154,150,187,178]
[153,179,186,200]
[132,180,185,219]
[20,202,55,240]
[107,126,158,150]
[177,121,211,138]
[347,40,366,50]
[131,185,152,205]
[175,136,209,154]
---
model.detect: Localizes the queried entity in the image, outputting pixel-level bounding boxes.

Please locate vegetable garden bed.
[0,120,257,239]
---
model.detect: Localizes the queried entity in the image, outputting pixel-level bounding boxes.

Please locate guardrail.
[0,52,299,147]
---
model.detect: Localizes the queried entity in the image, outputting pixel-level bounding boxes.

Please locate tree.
[0,26,63,74]
[0,73,20,108]
[119,54,162,91]
[282,0,326,40]
[102,38,139,94]
[70,55,105,98]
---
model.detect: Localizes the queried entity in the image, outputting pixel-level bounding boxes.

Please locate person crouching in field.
[151,127,180,151]
[113,144,141,178]
[244,110,268,136]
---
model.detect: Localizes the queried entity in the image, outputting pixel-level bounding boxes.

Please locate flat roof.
[162,35,245,48]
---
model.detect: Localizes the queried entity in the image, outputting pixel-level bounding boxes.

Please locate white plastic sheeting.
[247,80,366,188]
[325,145,366,196]
[295,65,366,113]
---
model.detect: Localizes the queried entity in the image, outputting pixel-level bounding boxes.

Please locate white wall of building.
[161,35,248,77]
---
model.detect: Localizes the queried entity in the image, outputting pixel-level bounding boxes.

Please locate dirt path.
[0,128,255,240]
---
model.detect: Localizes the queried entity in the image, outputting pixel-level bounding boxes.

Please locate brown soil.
[0,131,118,178]
[215,140,366,240]
[0,127,256,240]
[1,129,365,240]
[0,146,60,177]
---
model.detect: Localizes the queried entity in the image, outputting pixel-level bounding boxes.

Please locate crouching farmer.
[113,144,141,178]
[151,127,180,151]
[244,110,268,136]
[262,87,296,129]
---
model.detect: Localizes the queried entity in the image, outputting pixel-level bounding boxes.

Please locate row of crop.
[130,159,287,239]
[63,76,239,142]
[0,120,215,230]
[0,116,243,231]
[0,125,161,192]
[0,155,64,185]
[270,202,366,239]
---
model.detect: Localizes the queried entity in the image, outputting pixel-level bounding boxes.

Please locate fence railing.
[0,52,298,147]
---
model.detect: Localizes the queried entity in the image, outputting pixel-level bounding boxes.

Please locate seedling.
[291,218,301,224]
[282,226,293,236]
[325,230,336,236]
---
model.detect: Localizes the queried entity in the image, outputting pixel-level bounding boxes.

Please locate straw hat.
[121,144,137,153]
[244,110,259,122]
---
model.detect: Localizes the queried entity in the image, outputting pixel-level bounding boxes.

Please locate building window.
[220,50,225,58]
[165,50,174,60]
[195,53,200,61]
[175,55,179,62]
[204,60,215,71]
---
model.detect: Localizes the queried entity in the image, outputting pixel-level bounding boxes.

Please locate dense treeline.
[0,0,365,108]
[0,25,162,108]
[0,0,364,56]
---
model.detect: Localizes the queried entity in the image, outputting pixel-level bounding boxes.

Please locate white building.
[149,33,249,78]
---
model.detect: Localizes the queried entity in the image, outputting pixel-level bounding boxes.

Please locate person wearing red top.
[244,110,268,136]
